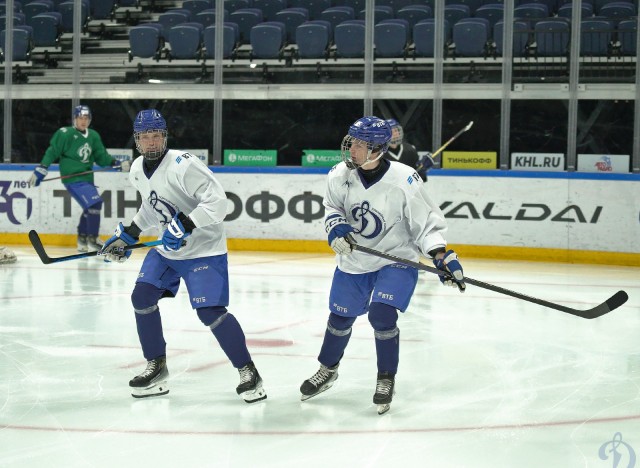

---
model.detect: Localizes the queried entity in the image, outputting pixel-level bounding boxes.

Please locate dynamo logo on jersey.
[351,201,385,239]
[148,191,177,226]
[78,143,92,163]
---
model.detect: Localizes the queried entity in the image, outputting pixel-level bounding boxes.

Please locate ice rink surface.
[1,245,639,468]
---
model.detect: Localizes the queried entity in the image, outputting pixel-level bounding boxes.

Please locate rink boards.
[0,167,638,265]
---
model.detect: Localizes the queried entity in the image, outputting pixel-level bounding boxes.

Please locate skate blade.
[240,385,267,403]
[377,403,391,415]
[131,380,169,398]
[300,380,335,401]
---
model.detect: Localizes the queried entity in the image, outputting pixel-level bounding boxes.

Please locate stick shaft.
[417,121,473,171]
[28,230,161,264]
[40,167,112,183]
[352,244,626,319]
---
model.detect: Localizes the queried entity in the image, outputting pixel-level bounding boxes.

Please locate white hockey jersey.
[324,161,448,274]
[129,150,228,260]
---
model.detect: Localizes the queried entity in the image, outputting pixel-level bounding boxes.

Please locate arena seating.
[0,0,636,84]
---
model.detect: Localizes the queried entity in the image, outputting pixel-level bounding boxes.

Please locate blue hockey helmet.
[386,118,404,146]
[133,109,168,160]
[72,105,91,127]
[341,116,391,169]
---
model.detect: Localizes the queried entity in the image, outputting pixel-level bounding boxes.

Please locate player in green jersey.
[28,105,131,251]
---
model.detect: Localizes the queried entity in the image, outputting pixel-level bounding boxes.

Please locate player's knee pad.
[87,200,103,213]
[197,306,228,329]
[368,302,398,332]
[131,282,165,314]
[327,313,356,336]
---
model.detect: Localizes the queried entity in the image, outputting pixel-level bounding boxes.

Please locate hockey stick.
[351,244,628,319]
[40,166,114,183]
[28,230,162,264]
[416,121,474,172]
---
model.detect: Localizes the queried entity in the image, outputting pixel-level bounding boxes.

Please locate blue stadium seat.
[342,0,365,13]
[379,18,410,42]
[295,20,330,58]
[0,28,31,62]
[250,21,285,58]
[444,4,470,25]
[58,1,88,32]
[617,18,636,55]
[0,2,23,15]
[453,17,489,56]
[195,9,228,28]
[447,0,483,13]
[203,22,238,59]
[0,13,26,25]
[515,0,557,13]
[229,7,263,43]
[158,10,191,40]
[224,0,250,13]
[335,20,365,57]
[514,3,549,22]
[475,4,503,31]
[594,0,632,15]
[128,23,163,60]
[358,6,394,23]
[182,0,210,17]
[599,2,636,20]
[24,1,52,26]
[91,0,115,19]
[253,0,286,21]
[290,0,330,20]
[320,6,355,31]
[168,23,203,59]
[305,19,333,42]
[396,5,431,31]
[535,18,570,56]
[413,19,450,57]
[494,19,529,56]
[31,12,60,47]
[557,3,594,19]
[375,19,408,57]
[580,18,614,55]
[274,7,308,43]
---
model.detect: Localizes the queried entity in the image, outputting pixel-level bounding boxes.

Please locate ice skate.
[300,363,339,401]
[129,356,169,398]
[87,235,104,252]
[77,234,88,252]
[373,372,395,415]
[236,361,267,403]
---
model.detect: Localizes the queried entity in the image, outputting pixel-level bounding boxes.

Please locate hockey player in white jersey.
[300,116,465,415]
[99,109,266,403]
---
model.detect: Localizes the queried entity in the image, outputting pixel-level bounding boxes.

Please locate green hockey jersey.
[40,126,114,185]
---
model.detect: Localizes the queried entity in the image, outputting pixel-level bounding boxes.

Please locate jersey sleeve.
[40,128,66,167]
[405,181,448,256]
[181,159,228,228]
[323,165,350,235]
[90,131,113,167]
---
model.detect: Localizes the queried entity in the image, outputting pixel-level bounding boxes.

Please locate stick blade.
[582,290,629,319]
[28,230,53,264]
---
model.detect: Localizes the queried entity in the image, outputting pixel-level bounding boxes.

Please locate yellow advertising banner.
[442,151,497,169]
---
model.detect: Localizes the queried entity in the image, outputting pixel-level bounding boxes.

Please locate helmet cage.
[133,109,168,161]
[341,116,391,169]
[134,129,168,161]
[340,134,386,170]
[387,119,404,146]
